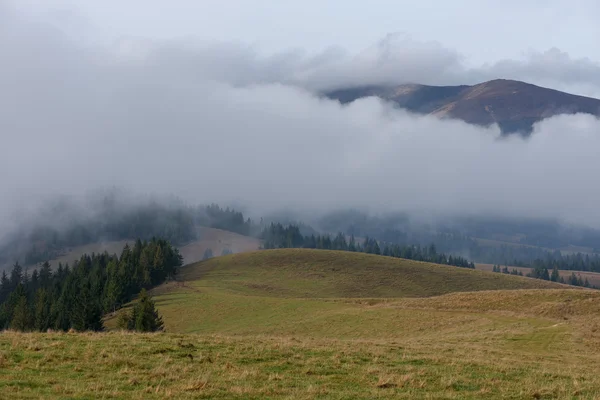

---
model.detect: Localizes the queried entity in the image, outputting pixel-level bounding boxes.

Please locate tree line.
[261,224,475,269]
[1,202,254,267]
[0,238,181,332]
[492,263,594,288]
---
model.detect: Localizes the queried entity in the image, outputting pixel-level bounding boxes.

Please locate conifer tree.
[132,289,163,332]
[11,294,32,331]
[39,261,53,288]
[34,288,52,332]
[9,261,23,291]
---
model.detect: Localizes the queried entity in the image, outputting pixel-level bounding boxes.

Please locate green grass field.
[3,249,600,399]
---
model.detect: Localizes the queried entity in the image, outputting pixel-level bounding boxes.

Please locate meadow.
[3,249,600,399]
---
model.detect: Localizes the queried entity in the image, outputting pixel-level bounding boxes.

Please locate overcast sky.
[9,0,600,65]
[1,1,600,230]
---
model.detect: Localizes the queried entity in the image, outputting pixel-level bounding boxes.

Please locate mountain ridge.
[325,79,600,134]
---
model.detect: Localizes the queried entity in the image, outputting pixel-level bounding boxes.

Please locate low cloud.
[1,8,600,234]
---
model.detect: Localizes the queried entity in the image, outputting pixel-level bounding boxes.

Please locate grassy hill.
[6,249,600,399]
[103,249,568,337]
[177,249,564,298]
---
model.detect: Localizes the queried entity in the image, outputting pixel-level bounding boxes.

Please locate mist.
[2,4,600,240]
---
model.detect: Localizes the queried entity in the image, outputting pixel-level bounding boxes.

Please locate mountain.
[325,79,600,135]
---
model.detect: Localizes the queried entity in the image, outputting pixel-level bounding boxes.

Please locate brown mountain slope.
[326,79,600,135]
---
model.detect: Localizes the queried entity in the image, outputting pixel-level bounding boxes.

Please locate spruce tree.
[11,295,32,332]
[72,282,103,332]
[34,288,52,332]
[39,261,53,288]
[203,248,213,260]
[9,261,23,291]
[0,271,9,303]
[133,289,164,332]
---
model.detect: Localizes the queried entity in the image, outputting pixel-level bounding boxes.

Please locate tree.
[116,309,134,330]
[34,289,52,332]
[132,289,163,332]
[9,261,23,291]
[550,266,560,282]
[71,282,103,332]
[103,260,124,313]
[39,261,53,288]
[203,248,213,260]
[348,235,357,252]
[0,271,10,303]
[11,295,32,331]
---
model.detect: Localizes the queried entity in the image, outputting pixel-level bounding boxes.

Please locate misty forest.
[3,1,600,399]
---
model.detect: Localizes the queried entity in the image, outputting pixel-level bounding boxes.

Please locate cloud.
[1,8,600,233]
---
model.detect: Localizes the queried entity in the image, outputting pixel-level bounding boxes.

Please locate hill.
[105,249,568,336]
[177,249,565,298]
[326,79,600,135]
[7,249,600,399]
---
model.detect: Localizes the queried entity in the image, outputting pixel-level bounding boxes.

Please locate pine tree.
[34,288,52,332]
[71,282,104,332]
[103,259,124,313]
[0,271,9,303]
[11,295,32,332]
[203,248,213,260]
[550,266,560,282]
[39,261,53,288]
[132,289,164,332]
[348,235,357,252]
[9,261,23,291]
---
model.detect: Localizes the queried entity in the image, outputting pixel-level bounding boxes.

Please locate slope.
[326,79,600,134]
[6,227,261,271]
[178,248,566,298]
[113,249,571,336]
[9,250,600,399]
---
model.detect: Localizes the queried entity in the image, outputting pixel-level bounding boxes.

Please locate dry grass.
[180,249,566,298]
[3,326,600,399]
[8,249,600,399]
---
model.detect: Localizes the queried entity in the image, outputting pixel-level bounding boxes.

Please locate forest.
[0,238,182,332]
[0,202,252,267]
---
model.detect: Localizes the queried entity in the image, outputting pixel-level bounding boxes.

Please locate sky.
[9,0,600,65]
[1,0,600,231]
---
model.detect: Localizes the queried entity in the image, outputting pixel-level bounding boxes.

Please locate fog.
[2,4,600,236]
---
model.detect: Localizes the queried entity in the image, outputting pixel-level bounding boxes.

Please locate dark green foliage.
[34,289,52,332]
[9,262,23,291]
[221,248,233,256]
[133,289,164,332]
[10,295,32,331]
[0,271,9,304]
[71,282,104,332]
[0,238,181,332]
[116,309,134,330]
[117,289,164,332]
[261,224,476,269]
